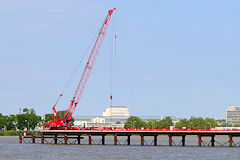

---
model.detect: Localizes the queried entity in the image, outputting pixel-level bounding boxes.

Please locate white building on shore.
[73,105,180,128]
[102,106,129,117]
[226,106,240,124]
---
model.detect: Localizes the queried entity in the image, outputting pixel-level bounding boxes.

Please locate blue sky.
[1,0,240,119]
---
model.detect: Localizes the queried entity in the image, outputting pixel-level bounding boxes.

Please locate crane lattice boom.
[49,8,116,128]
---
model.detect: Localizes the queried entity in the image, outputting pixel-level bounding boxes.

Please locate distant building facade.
[217,119,226,126]
[73,116,129,127]
[102,106,130,117]
[74,117,112,128]
[91,117,105,123]
[73,105,180,128]
[18,107,21,115]
[73,115,180,127]
[226,106,240,124]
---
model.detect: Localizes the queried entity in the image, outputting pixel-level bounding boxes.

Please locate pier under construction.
[19,129,240,147]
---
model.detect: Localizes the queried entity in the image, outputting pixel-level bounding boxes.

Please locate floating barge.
[19,129,240,147]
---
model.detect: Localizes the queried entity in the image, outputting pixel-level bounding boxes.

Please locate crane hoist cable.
[110,13,113,107]
[110,11,117,107]
[53,28,101,107]
[114,11,117,60]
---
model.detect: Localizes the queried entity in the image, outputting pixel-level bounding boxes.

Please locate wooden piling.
[64,135,68,144]
[141,135,144,146]
[19,134,22,144]
[54,135,58,144]
[41,134,44,144]
[77,135,81,144]
[88,135,92,145]
[229,135,233,147]
[32,134,35,143]
[211,135,215,147]
[114,135,117,145]
[154,135,158,146]
[182,135,185,146]
[198,135,202,147]
[127,135,131,145]
[168,135,172,146]
[102,135,105,145]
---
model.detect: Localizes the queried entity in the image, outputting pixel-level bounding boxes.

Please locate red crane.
[48,8,116,129]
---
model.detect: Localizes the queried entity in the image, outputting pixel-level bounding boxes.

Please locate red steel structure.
[48,8,116,129]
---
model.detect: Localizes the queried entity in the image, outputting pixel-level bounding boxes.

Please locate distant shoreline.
[0,131,41,136]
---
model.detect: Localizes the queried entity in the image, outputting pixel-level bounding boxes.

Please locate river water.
[0,136,239,160]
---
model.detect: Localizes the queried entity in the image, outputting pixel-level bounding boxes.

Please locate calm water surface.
[0,136,239,160]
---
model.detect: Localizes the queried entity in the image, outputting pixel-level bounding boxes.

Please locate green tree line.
[175,117,218,128]
[124,116,174,128]
[124,116,239,128]
[0,108,42,131]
